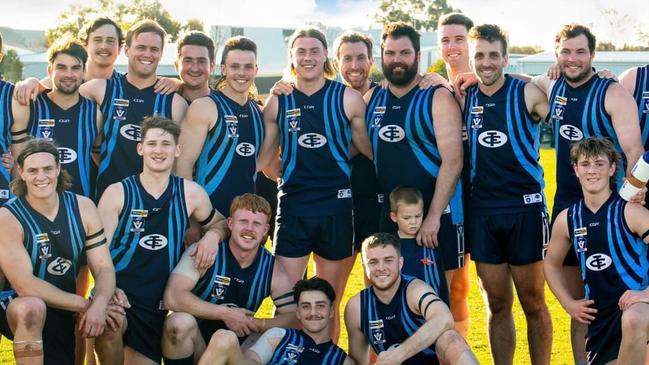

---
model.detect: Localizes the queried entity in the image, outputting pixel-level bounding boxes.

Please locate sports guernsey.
[2,191,86,364]
[268,329,347,365]
[29,94,98,197]
[464,75,544,212]
[366,85,463,225]
[111,174,188,308]
[191,240,274,339]
[549,75,622,214]
[400,238,447,303]
[97,74,174,199]
[195,90,264,215]
[360,275,439,365]
[276,80,352,215]
[0,80,13,203]
[631,65,649,207]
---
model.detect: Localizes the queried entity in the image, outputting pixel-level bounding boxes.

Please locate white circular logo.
[235,142,256,157]
[139,234,168,251]
[478,130,508,148]
[378,125,405,143]
[47,257,72,276]
[298,133,327,148]
[586,253,612,271]
[559,125,583,141]
[57,147,77,164]
[120,123,142,142]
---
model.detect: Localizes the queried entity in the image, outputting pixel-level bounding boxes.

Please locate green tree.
[596,41,616,51]
[508,45,543,54]
[427,59,447,80]
[0,49,23,82]
[374,0,460,31]
[183,18,205,32]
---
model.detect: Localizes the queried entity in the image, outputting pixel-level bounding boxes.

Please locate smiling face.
[125,32,163,78]
[176,44,214,90]
[556,34,594,84]
[137,127,179,173]
[381,36,419,86]
[470,38,508,87]
[221,49,257,95]
[86,24,121,69]
[362,244,403,291]
[49,53,84,95]
[19,152,60,200]
[227,208,269,252]
[573,154,615,195]
[296,290,334,335]
[290,36,327,82]
[438,24,470,71]
[335,41,373,91]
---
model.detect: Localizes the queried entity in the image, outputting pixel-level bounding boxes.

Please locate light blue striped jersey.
[0,80,14,203]
[268,329,347,365]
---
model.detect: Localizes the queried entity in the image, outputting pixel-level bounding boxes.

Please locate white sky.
[0,0,646,50]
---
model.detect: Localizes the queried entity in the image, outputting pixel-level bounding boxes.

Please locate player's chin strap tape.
[86,238,107,251]
[87,228,105,241]
[199,209,217,227]
[13,339,43,358]
[642,229,649,241]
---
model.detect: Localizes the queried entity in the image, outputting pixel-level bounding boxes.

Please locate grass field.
[0,148,574,364]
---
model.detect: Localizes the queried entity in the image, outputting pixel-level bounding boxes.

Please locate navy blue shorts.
[124,299,167,363]
[379,209,465,270]
[551,204,580,266]
[273,208,354,260]
[586,308,622,365]
[0,290,75,365]
[352,194,381,251]
[470,207,549,265]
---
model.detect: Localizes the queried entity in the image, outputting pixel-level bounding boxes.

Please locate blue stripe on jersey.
[248,247,272,309]
[633,65,649,148]
[365,88,388,172]
[167,177,188,271]
[112,177,144,271]
[279,94,298,182]
[607,199,648,289]
[569,200,590,299]
[466,87,479,182]
[99,75,125,177]
[323,82,352,176]
[398,277,434,357]
[6,198,42,270]
[0,81,14,194]
[508,79,544,185]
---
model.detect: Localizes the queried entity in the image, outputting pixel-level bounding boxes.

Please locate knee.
[450,269,470,298]
[485,294,512,316]
[621,304,649,336]
[435,329,471,362]
[163,313,198,345]
[11,297,46,330]
[518,294,548,317]
[207,329,239,352]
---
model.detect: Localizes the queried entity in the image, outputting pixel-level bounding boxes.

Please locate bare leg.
[95,313,127,365]
[124,347,159,365]
[313,254,354,343]
[435,329,479,365]
[476,262,515,365]
[197,330,243,365]
[618,302,649,364]
[445,255,471,338]
[162,312,206,362]
[7,297,47,365]
[563,266,587,364]
[511,262,552,365]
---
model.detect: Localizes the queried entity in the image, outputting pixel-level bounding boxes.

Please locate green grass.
[0,149,574,364]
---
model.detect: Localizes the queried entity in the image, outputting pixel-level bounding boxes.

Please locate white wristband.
[619,179,643,201]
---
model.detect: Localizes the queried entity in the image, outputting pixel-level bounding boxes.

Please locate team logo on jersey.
[378,125,405,143]
[523,193,543,205]
[0,190,8,199]
[236,142,255,157]
[47,257,72,276]
[139,234,168,251]
[283,344,304,364]
[420,257,435,266]
[225,115,239,138]
[369,319,386,345]
[286,108,301,133]
[338,188,352,199]
[36,233,52,260]
[38,119,56,140]
[553,96,567,121]
[586,253,612,271]
[372,106,386,128]
[114,99,129,121]
[58,147,77,164]
[559,125,583,141]
[298,133,327,148]
[470,106,484,129]
[130,209,148,233]
[377,194,384,203]
[120,124,141,142]
[211,275,231,300]
[478,130,507,148]
[574,227,587,252]
[643,92,649,114]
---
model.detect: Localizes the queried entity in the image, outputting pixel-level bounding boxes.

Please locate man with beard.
[197,277,351,365]
[161,194,297,364]
[459,24,552,365]
[345,233,478,364]
[257,27,372,341]
[0,32,15,205]
[365,22,465,299]
[531,24,644,364]
[80,19,188,200]
[11,38,102,198]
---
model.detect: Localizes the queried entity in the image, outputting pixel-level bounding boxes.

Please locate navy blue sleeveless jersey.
[567,195,649,315]
[366,85,463,224]
[549,75,623,212]
[464,76,545,211]
[351,81,380,199]
[194,91,264,215]
[4,191,85,293]
[632,65,649,149]
[268,329,347,365]
[192,240,274,313]
[360,275,438,364]
[110,175,188,307]
[400,238,448,303]
[276,80,352,215]
[0,80,14,203]
[29,94,98,197]
[97,74,174,199]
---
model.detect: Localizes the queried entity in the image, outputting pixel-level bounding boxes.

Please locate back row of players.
[0,10,647,365]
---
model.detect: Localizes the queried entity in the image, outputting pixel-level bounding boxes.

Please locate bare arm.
[419,88,463,248]
[10,93,32,166]
[97,182,125,244]
[524,82,550,122]
[344,295,369,365]
[13,77,50,105]
[185,181,227,270]
[171,94,188,124]
[244,327,285,365]
[344,88,372,160]
[257,95,280,172]
[176,97,217,179]
[79,78,108,106]
[0,209,87,312]
[530,74,552,97]
[254,260,298,331]
[605,83,644,172]
[624,203,649,244]
[618,67,638,95]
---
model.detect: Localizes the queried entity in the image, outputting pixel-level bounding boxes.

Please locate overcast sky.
[0,0,646,49]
